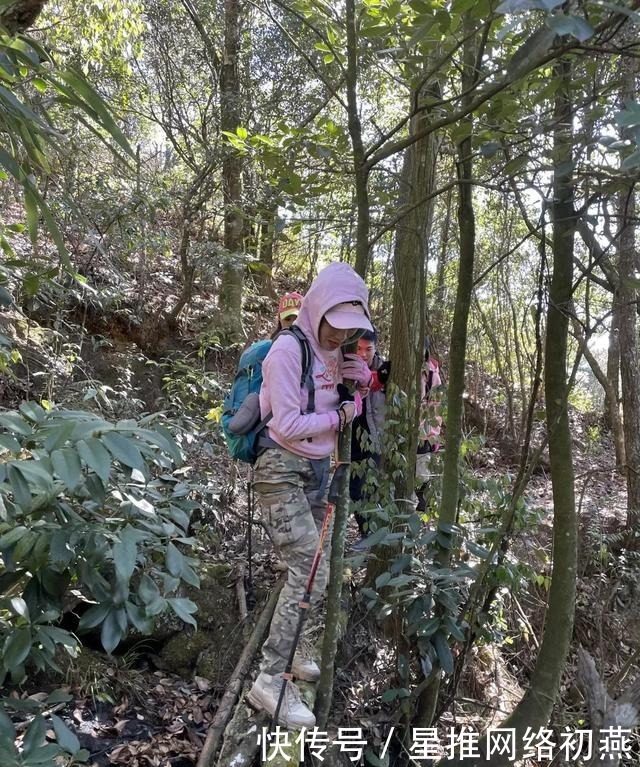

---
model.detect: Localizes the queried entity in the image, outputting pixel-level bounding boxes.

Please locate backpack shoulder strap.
[281,326,315,413]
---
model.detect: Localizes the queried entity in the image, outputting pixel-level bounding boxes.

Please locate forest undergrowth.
[1,287,638,767]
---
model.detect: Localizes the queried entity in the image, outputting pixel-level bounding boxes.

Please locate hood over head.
[294,262,372,354]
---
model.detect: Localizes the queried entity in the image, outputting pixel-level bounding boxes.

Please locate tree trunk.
[344,0,370,278]
[618,185,640,530]
[218,0,245,340]
[440,57,578,767]
[617,52,640,529]
[606,296,626,469]
[386,93,438,504]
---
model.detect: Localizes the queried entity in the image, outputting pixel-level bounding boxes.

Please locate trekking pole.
[270,462,348,730]
[246,468,256,612]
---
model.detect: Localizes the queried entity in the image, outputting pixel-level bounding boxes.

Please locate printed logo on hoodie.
[315,357,339,390]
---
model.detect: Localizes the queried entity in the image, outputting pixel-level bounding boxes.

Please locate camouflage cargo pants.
[253,445,331,675]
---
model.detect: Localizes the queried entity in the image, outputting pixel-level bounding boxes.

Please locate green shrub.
[0,403,199,686]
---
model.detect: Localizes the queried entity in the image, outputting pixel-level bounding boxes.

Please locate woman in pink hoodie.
[247,262,373,728]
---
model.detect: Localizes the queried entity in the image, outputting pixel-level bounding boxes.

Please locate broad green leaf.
[3,628,32,669]
[100,610,125,654]
[138,573,160,604]
[42,420,76,452]
[166,542,184,577]
[432,630,454,674]
[77,603,110,632]
[51,714,80,755]
[18,401,45,423]
[10,597,29,619]
[125,601,153,633]
[102,431,143,469]
[51,448,83,490]
[375,571,391,589]
[113,527,138,583]
[23,742,62,764]
[0,434,21,454]
[167,597,197,627]
[76,438,111,483]
[23,714,46,756]
[0,710,14,740]
[0,412,34,436]
[0,525,28,549]
[7,464,32,508]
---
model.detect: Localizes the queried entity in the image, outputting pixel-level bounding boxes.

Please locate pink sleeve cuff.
[327,411,340,430]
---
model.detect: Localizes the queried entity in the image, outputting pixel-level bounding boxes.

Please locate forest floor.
[2,290,638,766]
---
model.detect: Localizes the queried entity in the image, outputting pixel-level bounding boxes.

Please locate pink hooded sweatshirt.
[259,262,371,460]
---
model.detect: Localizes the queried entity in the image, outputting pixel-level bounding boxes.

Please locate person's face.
[357,338,376,366]
[318,318,352,351]
[280,314,296,329]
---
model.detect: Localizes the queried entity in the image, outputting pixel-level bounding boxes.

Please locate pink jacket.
[260,262,371,459]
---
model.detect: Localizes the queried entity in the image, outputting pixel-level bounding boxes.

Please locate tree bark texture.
[616,24,640,503]
[387,93,438,504]
[218,0,245,337]
[345,0,370,279]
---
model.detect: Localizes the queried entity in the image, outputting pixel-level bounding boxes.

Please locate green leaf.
[546,14,593,42]
[167,597,197,627]
[7,464,32,508]
[0,434,21,454]
[166,542,184,577]
[51,714,80,755]
[125,601,153,633]
[18,401,45,423]
[23,742,63,764]
[102,432,143,469]
[236,125,248,139]
[45,689,73,705]
[42,421,76,452]
[0,286,13,306]
[76,438,111,483]
[375,571,391,589]
[0,525,28,549]
[100,611,125,654]
[365,749,389,766]
[10,597,29,620]
[432,630,454,674]
[0,412,34,436]
[138,574,160,605]
[113,527,138,584]
[78,603,110,632]
[416,617,440,637]
[56,69,134,159]
[0,709,15,740]
[51,448,83,490]
[3,628,32,669]
[23,715,46,756]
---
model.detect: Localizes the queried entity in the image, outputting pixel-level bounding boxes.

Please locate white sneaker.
[247,672,316,729]
[292,652,320,682]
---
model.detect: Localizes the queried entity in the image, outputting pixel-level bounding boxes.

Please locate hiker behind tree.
[271,291,304,338]
[416,339,443,513]
[247,262,373,728]
[349,328,389,544]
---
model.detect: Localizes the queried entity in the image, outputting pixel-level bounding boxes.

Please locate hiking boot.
[292,651,320,682]
[246,672,316,729]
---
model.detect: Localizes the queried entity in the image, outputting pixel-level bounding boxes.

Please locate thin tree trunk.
[344,0,370,278]
[618,185,640,529]
[218,0,245,339]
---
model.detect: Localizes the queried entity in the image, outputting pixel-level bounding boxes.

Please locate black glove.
[377,360,391,385]
[336,383,354,402]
